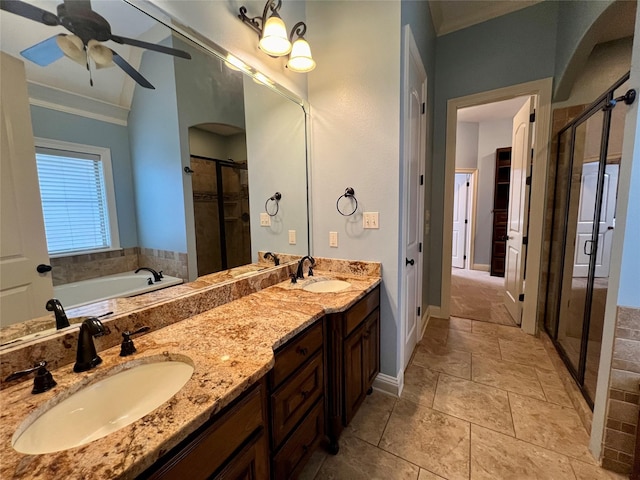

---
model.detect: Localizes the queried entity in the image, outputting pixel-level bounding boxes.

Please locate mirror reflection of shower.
[189,124,251,276]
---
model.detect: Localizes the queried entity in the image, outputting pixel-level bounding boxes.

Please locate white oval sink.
[303,280,351,293]
[13,359,194,454]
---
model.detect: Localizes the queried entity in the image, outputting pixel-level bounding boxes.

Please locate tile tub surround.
[0,269,381,479]
[602,306,640,474]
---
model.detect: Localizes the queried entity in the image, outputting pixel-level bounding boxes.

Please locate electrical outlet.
[260,213,271,227]
[363,212,379,229]
[288,230,296,245]
[329,231,338,247]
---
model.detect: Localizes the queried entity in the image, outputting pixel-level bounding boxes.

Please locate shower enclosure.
[191,155,251,276]
[544,73,632,408]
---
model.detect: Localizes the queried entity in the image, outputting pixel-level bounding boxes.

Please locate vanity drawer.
[271,350,323,448]
[272,399,324,480]
[146,380,266,479]
[271,321,323,387]
[344,288,380,337]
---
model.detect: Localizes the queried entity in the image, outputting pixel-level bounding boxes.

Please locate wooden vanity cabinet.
[326,286,380,450]
[268,320,325,479]
[140,378,269,480]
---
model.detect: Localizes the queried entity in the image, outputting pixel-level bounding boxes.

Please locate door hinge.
[464,219,468,224]
[519,294,525,302]
[526,176,532,186]
[421,102,426,114]
[419,242,422,253]
[466,182,470,187]
[420,174,424,185]
[529,110,536,123]
[522,236,528,245]
[417,306,421,316]
[463,255,467,260]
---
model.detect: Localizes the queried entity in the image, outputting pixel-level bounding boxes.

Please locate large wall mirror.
[0,0,310,344]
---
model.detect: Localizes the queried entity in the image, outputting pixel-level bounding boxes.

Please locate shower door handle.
[583,239,594,256]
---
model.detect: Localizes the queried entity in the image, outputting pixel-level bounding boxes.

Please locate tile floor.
[299,317,629,480]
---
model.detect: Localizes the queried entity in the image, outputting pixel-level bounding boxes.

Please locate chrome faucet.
[263,252,280,266]
[135,267,163,282]
[296,256,315,279]
[45,298,70,329]
[74,317,110,373]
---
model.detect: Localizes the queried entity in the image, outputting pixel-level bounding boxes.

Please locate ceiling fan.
[0,0,192,89]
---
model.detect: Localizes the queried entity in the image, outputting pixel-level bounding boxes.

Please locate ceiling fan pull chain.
[85,47,94,87]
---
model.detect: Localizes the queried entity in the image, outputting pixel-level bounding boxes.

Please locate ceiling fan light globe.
[56,34,85,65]
[88,39,114,68]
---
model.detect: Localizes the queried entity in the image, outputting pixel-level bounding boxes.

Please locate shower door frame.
[545,72,629,409]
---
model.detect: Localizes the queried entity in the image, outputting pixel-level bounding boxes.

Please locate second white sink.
[303,280,351,293]
[12,358,194,454]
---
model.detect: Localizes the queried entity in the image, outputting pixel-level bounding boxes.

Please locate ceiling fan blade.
[111,50,155,90]
[110,35,192,60]
[0,0,59,26]
[21,35,64,66]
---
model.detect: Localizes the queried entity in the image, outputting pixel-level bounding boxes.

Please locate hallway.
[300,316,625,479]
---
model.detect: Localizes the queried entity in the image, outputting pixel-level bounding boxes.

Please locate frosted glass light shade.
[259,14,291,56]
[87,40,114,69]
[56,34,85,65]
[287,37,315,72]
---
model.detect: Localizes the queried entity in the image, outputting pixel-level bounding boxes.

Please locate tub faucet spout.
[135,267,163,282]
[45,298,70,330]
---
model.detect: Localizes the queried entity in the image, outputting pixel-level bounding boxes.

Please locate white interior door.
[402,26,426,369]
[0,53,53,327]
[452,173,469,269]
[573,163,618,278]
[504,97,534,324]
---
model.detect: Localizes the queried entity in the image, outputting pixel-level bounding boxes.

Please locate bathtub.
[54,272,184,309]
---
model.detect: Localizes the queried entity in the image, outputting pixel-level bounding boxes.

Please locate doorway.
[544,73,629,408]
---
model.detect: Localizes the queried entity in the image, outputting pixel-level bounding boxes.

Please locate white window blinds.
[35,147,113,255]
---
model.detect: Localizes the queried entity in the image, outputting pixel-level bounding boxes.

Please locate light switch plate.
[288,230,296,245]
[329,231,338,247]
[260,213,271,227]
[363,212,379,229]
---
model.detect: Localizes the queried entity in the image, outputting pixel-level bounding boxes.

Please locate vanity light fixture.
[238,0,316,73]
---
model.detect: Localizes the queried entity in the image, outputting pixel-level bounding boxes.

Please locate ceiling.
[429,0,543,36]
[457,96,531,123]
[0,0,163,109]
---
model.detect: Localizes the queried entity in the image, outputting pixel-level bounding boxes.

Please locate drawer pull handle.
[301,390,309,399]
[296,346,309,356]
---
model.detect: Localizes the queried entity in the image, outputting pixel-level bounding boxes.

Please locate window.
[34,138,120,256]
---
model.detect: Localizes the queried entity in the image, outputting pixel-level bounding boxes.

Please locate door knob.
[36,264,52,273]
[406,258,415,266]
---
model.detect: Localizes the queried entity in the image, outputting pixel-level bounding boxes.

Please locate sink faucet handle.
[290,273,297,284]
[308,266,314,277]
[4,361,57,394]
[120,326,151,357]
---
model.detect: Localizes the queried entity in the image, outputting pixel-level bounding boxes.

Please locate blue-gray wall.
[30,106,138,248]
[429,2,560,305]
[401,0,437,318]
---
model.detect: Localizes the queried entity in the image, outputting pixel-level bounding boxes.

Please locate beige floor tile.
[433,374,515,436]
[447,329,502,358]
[449,316,473,332]
[472,356,546,400]
[509,392,596,464]
[418,468,446,479]
[315,433,420,480]
[536,367,574,407]
[423,325,450,344]
[380,399,470,480]
[412,343,472,380]
[569,458,630,479]
[499,337,555,370]
[428,318,451,330]
[346,390,396,445]
[401,363,439,408]
[470,424,577,479]
[472,321,540,344]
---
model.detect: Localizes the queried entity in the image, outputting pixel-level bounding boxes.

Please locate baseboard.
[373,372,404,397]
[471,263,490,272]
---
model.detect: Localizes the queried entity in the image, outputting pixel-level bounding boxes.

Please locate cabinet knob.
[296,346,309,356]
[300,390,309,399]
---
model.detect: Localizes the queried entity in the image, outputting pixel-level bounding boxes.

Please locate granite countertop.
[0,270,380,479]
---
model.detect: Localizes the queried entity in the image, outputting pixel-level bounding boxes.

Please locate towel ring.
[265,192,282,217]
[336,187,358,216]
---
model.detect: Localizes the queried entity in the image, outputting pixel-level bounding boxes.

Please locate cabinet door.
[363,310,380,390]
[215,430,269,480]
[343,327,364,425]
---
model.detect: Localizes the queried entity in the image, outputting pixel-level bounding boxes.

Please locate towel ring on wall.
[265,192,282,216]
[336,187,358,216]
